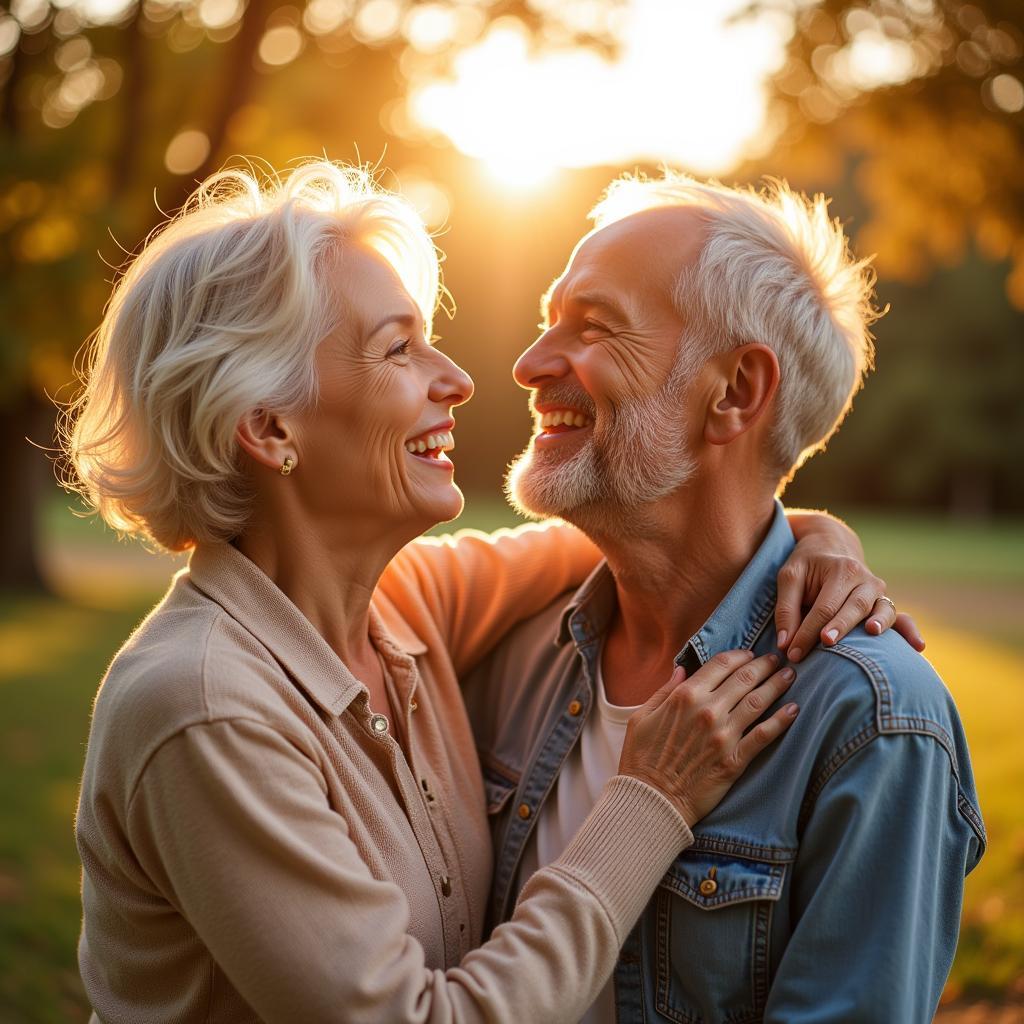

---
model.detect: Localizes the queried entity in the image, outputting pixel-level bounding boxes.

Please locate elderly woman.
[68,162,914,1023]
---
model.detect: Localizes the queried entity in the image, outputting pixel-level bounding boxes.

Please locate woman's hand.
[618,652,798,828]
[781,511,926,663]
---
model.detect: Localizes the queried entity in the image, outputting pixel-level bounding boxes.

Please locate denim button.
[518,802,532,820]
[568,700,583,716]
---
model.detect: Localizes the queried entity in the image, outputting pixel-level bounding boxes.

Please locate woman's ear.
[704,344,780,447]
[236,409,297,473]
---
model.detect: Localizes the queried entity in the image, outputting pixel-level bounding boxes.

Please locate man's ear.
[704,344,780,447]
[236,409,297,473]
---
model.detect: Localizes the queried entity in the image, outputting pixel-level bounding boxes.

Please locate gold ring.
[877,595,896,615]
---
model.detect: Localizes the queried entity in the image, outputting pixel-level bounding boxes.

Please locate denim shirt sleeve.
[764,731,983,1023]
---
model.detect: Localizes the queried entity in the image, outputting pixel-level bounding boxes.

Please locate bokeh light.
[352,0,402,45]
[259,24,304,66]
[989,72,1024,112]
[197,0,244,31]
[164,128,211,175]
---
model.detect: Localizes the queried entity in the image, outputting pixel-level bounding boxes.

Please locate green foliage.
[0,594,152,1021]
[785,251,1024,514]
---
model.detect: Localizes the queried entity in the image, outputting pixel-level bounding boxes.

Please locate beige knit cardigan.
[76,524,692,1023]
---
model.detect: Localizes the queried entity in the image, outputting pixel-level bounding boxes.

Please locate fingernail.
[777,630,789,647]
[789,647,802,662]
[824,628,838,644]
[767,653,779,665]
[781,667,795,681]
[785,703,799,716]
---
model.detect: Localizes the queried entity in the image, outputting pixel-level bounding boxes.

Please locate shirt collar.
[186,542,426,718]
[683,500,794,665]
[554,499,795,664]
[554,560,617,648]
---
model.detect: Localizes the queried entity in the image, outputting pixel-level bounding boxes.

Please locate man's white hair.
[589,172,880,483]
[63,160,442,551]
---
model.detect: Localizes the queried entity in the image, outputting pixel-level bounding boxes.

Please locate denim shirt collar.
[554,499,795,663]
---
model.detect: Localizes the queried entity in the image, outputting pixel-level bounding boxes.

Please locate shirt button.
[699,877,718,896]
[568,700,583,716]
[370,714,389,735]
[410,698,418,712]
[440,875,452,897]
[518,802,532,820]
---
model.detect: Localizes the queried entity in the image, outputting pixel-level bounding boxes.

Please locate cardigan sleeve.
[383,521,600,677]
[123,717,691,1024]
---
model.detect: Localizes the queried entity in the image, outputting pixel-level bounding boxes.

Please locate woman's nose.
[513,331,570,389]
[429,350,474,407]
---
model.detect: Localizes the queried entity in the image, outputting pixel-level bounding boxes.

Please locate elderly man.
[464,175,985,1023]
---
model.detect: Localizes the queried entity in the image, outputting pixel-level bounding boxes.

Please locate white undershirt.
[517,658,642,1024]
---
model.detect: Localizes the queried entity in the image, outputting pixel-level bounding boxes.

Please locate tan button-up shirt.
[76,525,692,1023]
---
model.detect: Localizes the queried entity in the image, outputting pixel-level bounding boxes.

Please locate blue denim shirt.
[463,502,985,1023]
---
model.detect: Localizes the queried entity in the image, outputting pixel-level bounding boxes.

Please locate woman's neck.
[233,511,413,669]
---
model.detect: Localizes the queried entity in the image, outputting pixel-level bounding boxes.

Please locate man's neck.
[585,485,776,707]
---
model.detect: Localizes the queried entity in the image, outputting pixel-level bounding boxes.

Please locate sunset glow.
[409,0,795,187]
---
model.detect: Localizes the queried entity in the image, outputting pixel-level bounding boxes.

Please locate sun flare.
[409,0,795,186]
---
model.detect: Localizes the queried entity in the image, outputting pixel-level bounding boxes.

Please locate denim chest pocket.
[654,848,791,1024]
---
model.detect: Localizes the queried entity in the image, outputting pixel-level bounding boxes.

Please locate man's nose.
[513,330,572,389]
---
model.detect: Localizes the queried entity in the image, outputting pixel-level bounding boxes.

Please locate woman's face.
[288,244,473,535]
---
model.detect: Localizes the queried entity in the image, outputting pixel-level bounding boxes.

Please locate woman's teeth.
[405,431,454,455]
[539,409,592,429]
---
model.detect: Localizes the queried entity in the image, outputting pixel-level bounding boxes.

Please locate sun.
[407,0,794,187]
[482,156,557,190]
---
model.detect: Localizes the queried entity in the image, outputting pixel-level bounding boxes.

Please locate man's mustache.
[530,383,597,420]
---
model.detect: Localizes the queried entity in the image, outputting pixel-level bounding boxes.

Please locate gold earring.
[280,457,294,476]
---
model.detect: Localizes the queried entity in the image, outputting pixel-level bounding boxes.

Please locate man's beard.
[505,357,696,532]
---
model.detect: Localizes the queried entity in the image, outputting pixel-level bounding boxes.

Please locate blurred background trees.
[1,0,1022,588]
[753,0,1024,517]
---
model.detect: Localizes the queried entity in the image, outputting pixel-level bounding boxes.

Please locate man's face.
[506,207,706,527]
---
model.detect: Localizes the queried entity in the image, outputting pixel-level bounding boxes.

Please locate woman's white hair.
[590,172,880,483]
[62,160,442,551]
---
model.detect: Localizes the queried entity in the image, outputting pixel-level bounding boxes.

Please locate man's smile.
[535,407,594,448]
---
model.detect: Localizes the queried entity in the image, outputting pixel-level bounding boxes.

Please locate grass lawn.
[1,496,1021,1020]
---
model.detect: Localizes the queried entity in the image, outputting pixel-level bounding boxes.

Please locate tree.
[0,0,622,588]
[751,0,1024,515]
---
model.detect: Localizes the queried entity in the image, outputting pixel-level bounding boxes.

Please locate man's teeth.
[405,431,454,454]
[539,409,592,428]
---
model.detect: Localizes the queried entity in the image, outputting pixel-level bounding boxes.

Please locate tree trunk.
[0,392,53,591]
[110,1,147,196]
[188,0,274,188]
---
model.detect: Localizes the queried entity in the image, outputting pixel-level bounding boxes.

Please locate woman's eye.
[388,339,412,358]
[581,319,609,338]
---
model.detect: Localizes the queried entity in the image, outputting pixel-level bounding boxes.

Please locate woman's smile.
[404,419,456,469]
